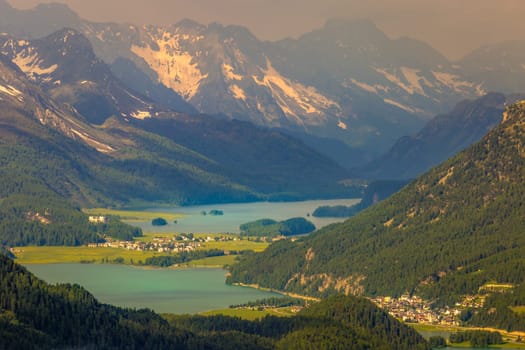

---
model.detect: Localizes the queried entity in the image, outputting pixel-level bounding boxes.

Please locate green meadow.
[185,255,238,267]
[410,324,525,349]
[200,306,298,320]
[510,306,525,315]
[13,246,159,265]
[14,232,268,266]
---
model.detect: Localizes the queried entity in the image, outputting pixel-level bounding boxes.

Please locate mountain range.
[228,100,525,307]
[358,93,524,179]
[0,27,354,205]
[2,0,525,158]
[0,26,360,247]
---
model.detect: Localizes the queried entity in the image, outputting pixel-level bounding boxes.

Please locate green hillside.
[0,254,429,349]
[228,101,525,307]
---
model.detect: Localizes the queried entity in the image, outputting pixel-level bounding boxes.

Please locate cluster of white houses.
[86,233,239,253]
[371,294,460,325]
[88,215,108,224]
[87,236,201,253]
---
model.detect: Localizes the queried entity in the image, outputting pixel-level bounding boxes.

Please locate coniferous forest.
[0,254,429,349]
[228,102,525,311]
[2,1,525,347]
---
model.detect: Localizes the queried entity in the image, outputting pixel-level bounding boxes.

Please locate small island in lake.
[313,205,356,218]
[240,217,315,238]
[208,209,224,216]
[313,180,408,218]
[151,217,168,226]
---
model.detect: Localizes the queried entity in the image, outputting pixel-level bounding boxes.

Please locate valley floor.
[13,233,268,266]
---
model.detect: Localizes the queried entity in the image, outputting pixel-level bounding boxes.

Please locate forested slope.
[228,101,525,306]
[0,255,429,349]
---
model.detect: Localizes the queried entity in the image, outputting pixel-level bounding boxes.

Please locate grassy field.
[444,342,525,349]
[410,323,525,349]
[200,239,268,252]
[185,255,238,267]
[410,323,460,333]
[511,306,525,315]
[13,246,160,265]
[201,306,298,320]
[137,232,268,251]
[13,235,268,266]
[19,207,266,267]
[83,208,184,222]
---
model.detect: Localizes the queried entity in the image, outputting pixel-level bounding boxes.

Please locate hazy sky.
[7,0,525,60]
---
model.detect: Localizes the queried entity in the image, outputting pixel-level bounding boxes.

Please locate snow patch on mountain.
[123,89,153,108]
[338,120,348,130]
[375,67,430,96]
[0,84,23,100]
[13,50,58,79]
[346,79,391,94]
[253,59,341,124]
[375,68,413,95]
[230,84,246,101]
[349,79,378,94]
[384,98,415,113]
[130,110,152,119]
[400,67,428,96]
[222,63,243,81]
[71,128,115,153]
[432,71,484,95]
[131,32,207,100]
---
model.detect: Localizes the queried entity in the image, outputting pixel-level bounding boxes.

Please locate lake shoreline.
[231,282,320,302]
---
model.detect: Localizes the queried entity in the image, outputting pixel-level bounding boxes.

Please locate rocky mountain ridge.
[4,1,521,155]
[0,36,354,209]
[358,93,519,179]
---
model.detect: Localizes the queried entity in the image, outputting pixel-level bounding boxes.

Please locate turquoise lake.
[26,199,360,314]
[25,263,281,314]
[25,263,523,349]
[133,198,360,233]
[27,198,517,349]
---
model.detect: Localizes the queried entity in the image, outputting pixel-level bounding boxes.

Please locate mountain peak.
[322,18,386,39]
[293,18,389,49]
[324,18,378,30]
[33,2,79,16]
[42,28,95,57]
[48,27,86,42]
[173,18,205,31]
